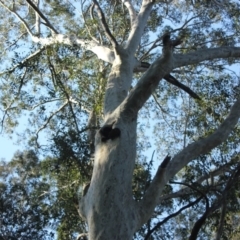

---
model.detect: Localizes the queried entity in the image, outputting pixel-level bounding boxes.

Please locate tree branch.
[35,101,68,146]
[134,65,201,100]
[0,1,33,36]
[125,0,154,53]
[120,36,174,118]
[0,47,46,75]
[47,56,82,136]
[170,181,210,240]
[1,29,30,57]
[215,198,227,240]
[166,97,240,184]
[152,92,168,114]
[34,0,40,34]
[30,34,115,64]
[174,47,240,68]
[92,0,118,48]
[189,165,240,240]
[140,14,200,61]
[164,74,201,100]
[189,202,216,240]
[0,69,27,133]
[144,196,203,240]
[159,162,234,201]
[25,0,58,34]
[0,1,115,63]
[121,0,137,26]
[137,155,171,228]
[85,3,101,43]
[215,164,240,240]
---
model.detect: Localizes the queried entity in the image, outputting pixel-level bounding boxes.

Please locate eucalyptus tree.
[0,0,240,239]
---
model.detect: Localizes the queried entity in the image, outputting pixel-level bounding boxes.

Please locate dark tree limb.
[170,181,210,240]
[215,164,240,240]
[145,170,221,240]
[139,62,200,100]
[92,0,118,48]
[170,164,240,240]
[144,196,203,240]
[25,0,58,34]
[164,74,201,100]
[188,201,210,240]
[160,154,171,168]
[162,33,182,47]
[215,198,227,240]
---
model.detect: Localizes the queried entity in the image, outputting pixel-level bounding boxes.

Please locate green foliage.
[0,151,54,239]
[0,147,89,239]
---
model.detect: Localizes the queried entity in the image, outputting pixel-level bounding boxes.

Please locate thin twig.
[0,1,33,36]
[35,101,68,145]
[0,69,27,133]
[0,47,46,75]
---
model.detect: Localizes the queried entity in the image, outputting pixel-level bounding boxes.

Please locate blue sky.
[0,135,20,161]
[0,116,30,161]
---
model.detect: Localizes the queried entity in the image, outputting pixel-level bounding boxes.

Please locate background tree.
[0,0,240,239]
[0,150,54,239]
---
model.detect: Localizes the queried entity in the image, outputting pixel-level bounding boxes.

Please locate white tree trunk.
[80,52,139,239]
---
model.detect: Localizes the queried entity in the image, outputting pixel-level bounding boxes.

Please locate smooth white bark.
[125,0,154,53]
[166,98,240,180]
[121,0,137,26]
[174,47,240,68]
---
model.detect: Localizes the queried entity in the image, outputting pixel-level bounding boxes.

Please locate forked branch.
[25,0,58,34]
[92,0,118,48]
